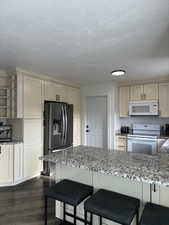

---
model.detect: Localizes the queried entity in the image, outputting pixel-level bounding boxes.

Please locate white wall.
[81,82,119,150]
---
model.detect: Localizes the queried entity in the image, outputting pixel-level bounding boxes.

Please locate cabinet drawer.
[116,136,127,147]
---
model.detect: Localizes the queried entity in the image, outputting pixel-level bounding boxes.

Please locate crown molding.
[118,75,169,87]
[15,67,80,88]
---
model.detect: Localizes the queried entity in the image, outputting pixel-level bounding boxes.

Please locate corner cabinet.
[0,143,23,186]
[0,145,13,185]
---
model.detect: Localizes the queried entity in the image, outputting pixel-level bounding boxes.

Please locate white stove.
[128,124,161,154]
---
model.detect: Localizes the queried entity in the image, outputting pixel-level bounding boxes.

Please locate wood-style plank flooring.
[0,177,61,225]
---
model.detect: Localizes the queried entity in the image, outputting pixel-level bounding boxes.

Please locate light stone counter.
[40,145,169,187]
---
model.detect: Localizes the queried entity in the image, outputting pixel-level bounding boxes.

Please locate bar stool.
[44,179,93,225]
[84,189,140,225]
[139,203,169,225]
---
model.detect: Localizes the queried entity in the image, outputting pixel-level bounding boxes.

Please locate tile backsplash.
[120,116,169,128]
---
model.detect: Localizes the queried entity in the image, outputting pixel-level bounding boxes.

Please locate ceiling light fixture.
[111,70,126,76]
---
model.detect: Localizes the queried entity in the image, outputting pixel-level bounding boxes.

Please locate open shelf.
[0,87,9,118]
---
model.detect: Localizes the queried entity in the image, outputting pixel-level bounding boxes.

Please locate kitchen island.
[40,145,169,225]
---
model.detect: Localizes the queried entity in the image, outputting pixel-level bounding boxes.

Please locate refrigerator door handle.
[62,105,65,145]
[64,105,68,145]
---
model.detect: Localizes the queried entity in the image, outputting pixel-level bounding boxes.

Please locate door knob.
[86,129,90,133]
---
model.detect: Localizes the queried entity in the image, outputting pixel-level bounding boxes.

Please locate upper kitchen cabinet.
[24,76,42,119]
[159,82,169,117]
[119,86,130,117]
[130,83,158,101]
[130,85,144,101]
[44,81,67,102]
[143,83,158,100]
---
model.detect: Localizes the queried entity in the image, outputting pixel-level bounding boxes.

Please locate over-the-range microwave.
[129,100,159,116]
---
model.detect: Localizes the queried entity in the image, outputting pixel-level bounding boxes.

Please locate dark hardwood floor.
[0,177,61,225]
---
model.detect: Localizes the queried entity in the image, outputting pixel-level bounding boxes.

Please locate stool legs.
[74,206,77,225]
[90,212,93,225]
[136,209,139,225]
[84,210,87,225]
[44,196,48,225]
[63,202,66,221]
[99,216,102,225]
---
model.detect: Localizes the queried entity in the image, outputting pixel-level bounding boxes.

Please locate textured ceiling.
[0,0,169,84]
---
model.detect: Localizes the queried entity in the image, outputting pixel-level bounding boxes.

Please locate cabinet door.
[24,76,42,118]
[119,86,130,117]
[116,136,127,152]
[14,144,23,182]
[130,85,144,101]
[159,83,169,117]
[23,119,42,178]
[143,83,158,100]
[0,145,13,185]
[44,81,67,102]
[66,87,81,146]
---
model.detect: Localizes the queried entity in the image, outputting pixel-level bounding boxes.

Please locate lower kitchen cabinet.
[14,143,24,183]
[0,145,13,185]
[115,135,127,151]
[0,143,23,186]
[23,119,43,179]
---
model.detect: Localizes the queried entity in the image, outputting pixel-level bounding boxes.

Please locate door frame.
[84,95,110,149]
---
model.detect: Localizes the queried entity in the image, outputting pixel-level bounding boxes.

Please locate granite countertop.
[40,145,169,187]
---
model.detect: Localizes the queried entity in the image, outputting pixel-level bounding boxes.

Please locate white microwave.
[129,100,159,116]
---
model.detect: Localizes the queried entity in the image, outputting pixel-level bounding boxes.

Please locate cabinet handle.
[153,184,156,192]
[0,146,1,154]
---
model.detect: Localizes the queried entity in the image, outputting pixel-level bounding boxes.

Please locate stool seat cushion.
[140,203,169,225]
[84,189,140,225]
[45,179,93,206]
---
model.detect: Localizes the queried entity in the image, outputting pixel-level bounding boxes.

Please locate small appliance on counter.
[120,126,130,134]
[0,125,12,142]
[165,124,169,136]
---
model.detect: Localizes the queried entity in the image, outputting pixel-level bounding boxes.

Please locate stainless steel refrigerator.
[42,101,73,176]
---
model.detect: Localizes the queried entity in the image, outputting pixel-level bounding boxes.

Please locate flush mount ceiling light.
[111,70,126,76]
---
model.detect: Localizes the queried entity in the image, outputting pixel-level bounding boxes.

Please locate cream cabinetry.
[119,86,130,117]
[14,143,23,183]
[130,85,144,101]
[130,83,158,101]
[0,145,13,185]
[24,76,42,119]
[0,143,24,186]
[143,83,158,100]
[116,135,127,152]
[119,83,160,117]
[23,119,42,179]
[44,81,67,102]
[159,82,169,117]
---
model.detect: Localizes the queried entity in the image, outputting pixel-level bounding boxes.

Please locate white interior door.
[86,96,107,148]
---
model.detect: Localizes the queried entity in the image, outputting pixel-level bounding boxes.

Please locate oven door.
[128,137,157,154]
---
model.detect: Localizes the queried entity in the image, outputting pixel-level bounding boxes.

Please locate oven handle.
[128,137,157,142]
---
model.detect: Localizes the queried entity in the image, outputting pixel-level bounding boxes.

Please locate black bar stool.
[84,189,140,225]
[139,202,169,225]
[44,179,93,225]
